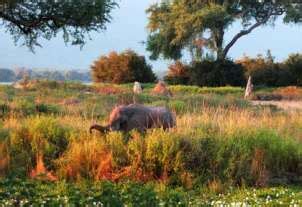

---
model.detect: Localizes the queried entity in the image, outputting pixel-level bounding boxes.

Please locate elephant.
[90,104,176,133]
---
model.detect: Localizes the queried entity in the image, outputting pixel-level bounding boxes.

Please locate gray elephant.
[90,104,176,133]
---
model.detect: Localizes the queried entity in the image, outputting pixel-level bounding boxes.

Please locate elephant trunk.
[89,124,110,134]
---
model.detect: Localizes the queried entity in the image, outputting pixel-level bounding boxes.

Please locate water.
[0,82,93,85]
[0,82,13,85]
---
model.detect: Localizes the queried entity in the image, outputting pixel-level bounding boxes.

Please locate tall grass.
[1,107,301,187]
[0,82,301,189]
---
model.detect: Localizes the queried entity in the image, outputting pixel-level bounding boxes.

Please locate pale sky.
[0,0,301,73]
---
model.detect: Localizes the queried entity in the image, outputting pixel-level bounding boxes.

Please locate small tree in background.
[91,50,156,84]
[164,61,190,85]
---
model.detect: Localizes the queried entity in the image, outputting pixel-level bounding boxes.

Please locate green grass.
[169,85,244,96]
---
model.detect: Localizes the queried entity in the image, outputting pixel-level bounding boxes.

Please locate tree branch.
[222,10,275,59]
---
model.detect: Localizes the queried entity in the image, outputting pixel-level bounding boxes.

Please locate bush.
[189,60,245,87]
[91,50,157,84]
[119,182,158,206]
[8,117,71,176]
[284,53,302,86]
[0,101,10,118]
[11,98,36,116]
[35,103,60,114]
[56,134,104,180]
[249,64,294,87]
[164,61,190,85]
[237,54,296,87]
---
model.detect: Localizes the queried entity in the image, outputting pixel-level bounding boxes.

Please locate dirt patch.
[252,100,302,111]
[252,86,302,101]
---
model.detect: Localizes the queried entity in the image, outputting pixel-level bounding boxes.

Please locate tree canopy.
[146,0,302,61]
[0,0,117,49]
[91,50,156,84]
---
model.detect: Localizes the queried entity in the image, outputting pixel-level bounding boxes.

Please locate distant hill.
[0,68,16,82]
[0,67,168,83]
[0,68,91,82]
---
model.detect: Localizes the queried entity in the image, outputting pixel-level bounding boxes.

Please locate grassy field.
[0,80,301,206]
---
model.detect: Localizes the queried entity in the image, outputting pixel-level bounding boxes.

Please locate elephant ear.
[119,107,136,128]
[119,114,129,130]
[120,114,128,122]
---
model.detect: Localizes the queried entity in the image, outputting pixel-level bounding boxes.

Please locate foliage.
[189,60,245,87]
[0,0,118,49]
[164,61,190,85]
[7,116,71,176]
[164,59,246,87]
[169,85,244,96]
[0,179,301,206]
[91,50,156,84]
[0,82,301,204]
[237,53,296,87]
[284,53,302,86]
[11,98,37,116]
[146,0,302,61]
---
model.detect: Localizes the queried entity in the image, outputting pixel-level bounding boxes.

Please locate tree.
[164,61,190,85]
[146,0,302,61]
[284,53,302,86]
[237,53,295,87]
[91,50,156,84]
[0,0,117,49]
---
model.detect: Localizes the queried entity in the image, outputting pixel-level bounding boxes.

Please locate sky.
[0,0,301,73]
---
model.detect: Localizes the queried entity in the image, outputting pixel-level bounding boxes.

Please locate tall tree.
[146,0,302,61]
[0,0,117,49]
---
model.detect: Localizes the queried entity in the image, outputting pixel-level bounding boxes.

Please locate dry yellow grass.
[176,106,302,141]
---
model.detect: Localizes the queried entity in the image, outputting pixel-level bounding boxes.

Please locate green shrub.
[168,100,186,114]
[124,129,302,187]
[34,80,61,89]
[237,54,296,87]
[216,130,302,186]
[12,98,36,116]
[35,103,60,114]
[284,53,302,86]
[164,61,190,85]
[118,182,158,207]
[157,188,188,207]
[189,60,245,87]
[0,101,10,118]
[106,132,129,167]
[8,116,71,176]
[251,65,295,87]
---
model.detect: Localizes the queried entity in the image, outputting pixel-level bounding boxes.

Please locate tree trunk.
[213,27,225,61]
